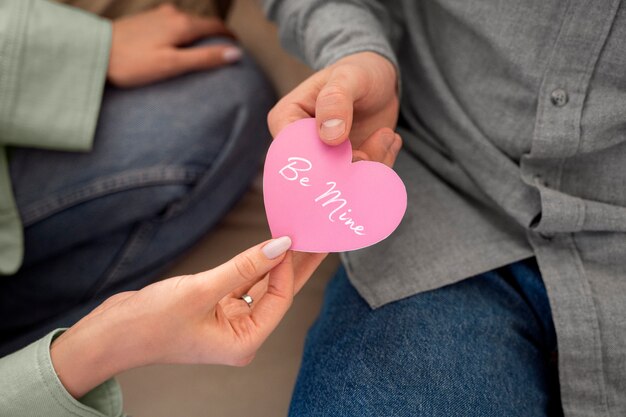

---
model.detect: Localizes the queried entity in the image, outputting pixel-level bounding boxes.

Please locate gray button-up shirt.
[265,0,626,415]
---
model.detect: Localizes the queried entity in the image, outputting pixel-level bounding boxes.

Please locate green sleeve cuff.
[0,0,111,152]
[0,329,125,417]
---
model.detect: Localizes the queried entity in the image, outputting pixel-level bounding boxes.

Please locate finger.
[197,236,292,303]
[292,252,328,294]
[356,129,402,168]
[237,251,326,298]
[351,149,370,162]
[174,15,234,45]
[160,45,243,78]
[267,72,325,137]
[249,252,294,337]
[229,273,268,300]
[244,276,269,303]
[315,66,369,144]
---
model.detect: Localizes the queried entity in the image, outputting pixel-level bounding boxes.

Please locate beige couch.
[112,1,339,416]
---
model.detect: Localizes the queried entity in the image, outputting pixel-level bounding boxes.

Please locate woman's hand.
[51,237,294,398]
[108,3,241,87]
[268,51,402,166]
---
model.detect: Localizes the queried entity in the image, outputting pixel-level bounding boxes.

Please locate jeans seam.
[101,221,156,293]
[20,166,203,226]
[155,104,247,222]
[91,104,253,293]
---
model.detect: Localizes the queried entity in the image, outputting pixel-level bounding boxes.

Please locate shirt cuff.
[0,329,125,417]
[300,2,399,72]
[264,0,401,95]
[0,0,111,152]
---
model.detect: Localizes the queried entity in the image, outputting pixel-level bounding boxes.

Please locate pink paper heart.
[263,118,407,253]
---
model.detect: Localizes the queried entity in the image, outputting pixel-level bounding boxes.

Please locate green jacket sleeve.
[0,329,125,417]
[0,0,111,275]
[0,0,111,152]
[0,148,22,275]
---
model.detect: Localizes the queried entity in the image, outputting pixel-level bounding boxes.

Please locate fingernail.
[380,131,396,150]
[223,47,242,63]
[321,119,345,141]
[262,236,292,259]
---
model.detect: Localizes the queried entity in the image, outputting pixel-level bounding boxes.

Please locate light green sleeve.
[0,330,125,417]
[0,148,22,275]
[0,0,111,275]
[0,0,111,151]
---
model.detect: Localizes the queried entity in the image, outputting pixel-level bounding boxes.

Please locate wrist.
[50,306,148,398]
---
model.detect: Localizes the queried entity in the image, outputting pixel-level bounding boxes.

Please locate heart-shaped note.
[263,118,407,252]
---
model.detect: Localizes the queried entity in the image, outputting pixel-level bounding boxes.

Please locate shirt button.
[550,88,569,107]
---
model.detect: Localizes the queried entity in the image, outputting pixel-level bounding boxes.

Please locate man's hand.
[267,51,402,300]
[108,4,241,87]
[268,51,401,167]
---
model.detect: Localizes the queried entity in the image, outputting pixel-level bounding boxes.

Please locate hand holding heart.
[264,119,406,252]
[50,238,303,399]
[266,51,403,281]
[267,51,401,156]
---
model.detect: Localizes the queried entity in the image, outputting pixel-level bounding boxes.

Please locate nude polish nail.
[223,47,242,63]
[262,236,292,259]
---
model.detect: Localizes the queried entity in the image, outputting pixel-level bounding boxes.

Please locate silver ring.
[241,294,253,308]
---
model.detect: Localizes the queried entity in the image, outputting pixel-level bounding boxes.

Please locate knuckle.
[158,3,177,14]
[176,14,193,30]
[234,254,258,280]
[267,115,276,137]
[267,108,275,126]
[318,84,348,105]
[267,106,280,131]
[104,291,131,305]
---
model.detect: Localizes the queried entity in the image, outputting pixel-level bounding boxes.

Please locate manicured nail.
[223,47,242,63]
[262,236,292,259]
[321,119,345,140]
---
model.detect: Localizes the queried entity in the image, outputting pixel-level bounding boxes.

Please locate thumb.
[198,237,292,302]
[161,45,243,79]
[315,66,366,145]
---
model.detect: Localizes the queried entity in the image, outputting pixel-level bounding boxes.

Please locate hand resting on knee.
[107,3,242,87]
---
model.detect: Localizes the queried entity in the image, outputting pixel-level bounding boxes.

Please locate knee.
[291,273,556,417]
[189,36,276,121]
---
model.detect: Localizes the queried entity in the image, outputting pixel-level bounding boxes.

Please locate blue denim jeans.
[289,259,563,416]
[0,39,274,356]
